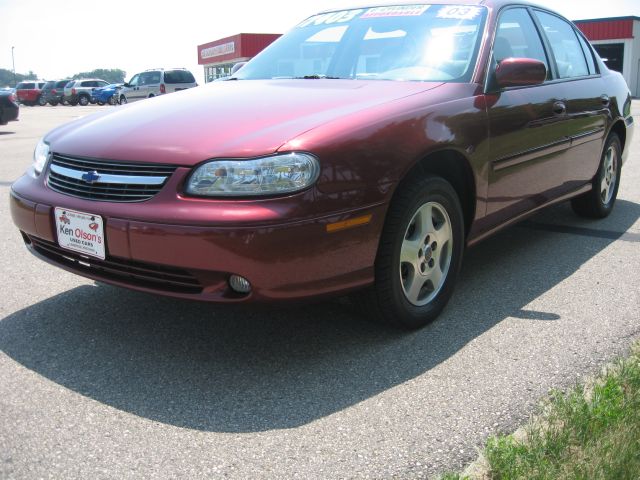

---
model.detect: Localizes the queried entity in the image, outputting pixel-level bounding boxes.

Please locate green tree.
[0,68,39,87]
[70,69,126,84]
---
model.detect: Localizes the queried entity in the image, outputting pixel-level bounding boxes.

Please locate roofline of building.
[573,16,640,24]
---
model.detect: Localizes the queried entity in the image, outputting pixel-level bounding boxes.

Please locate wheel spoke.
[601,176,609,199]
[405,274,425,304]
[400,239,420,266]
[428,262,443,290]
[418,204,435,236]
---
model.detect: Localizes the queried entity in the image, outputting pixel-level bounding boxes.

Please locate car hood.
[47,80,443,166]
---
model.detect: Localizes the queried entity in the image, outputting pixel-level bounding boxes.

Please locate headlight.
[185,153,320,197]
[32,138,50,176]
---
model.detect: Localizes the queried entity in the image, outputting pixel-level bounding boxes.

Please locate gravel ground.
[0,102,639,479]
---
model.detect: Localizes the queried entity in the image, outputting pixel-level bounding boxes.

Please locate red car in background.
[16,81,46,106]
[9,1,635,329]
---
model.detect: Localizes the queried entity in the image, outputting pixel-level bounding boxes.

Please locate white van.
[119,68,197,103]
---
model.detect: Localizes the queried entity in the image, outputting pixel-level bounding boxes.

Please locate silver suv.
[119,68,197,103]
[64,78,110,106]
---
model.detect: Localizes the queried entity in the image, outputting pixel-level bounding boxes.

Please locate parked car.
[91,83,123,105]
[42,79,72,106]
[10,1,635,329]
[15,81,45,106]
[0,90,19,124]
[119,68,196,103]
[63,79,110,106]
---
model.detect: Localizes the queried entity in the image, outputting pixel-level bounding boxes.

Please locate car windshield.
[235,4,486,82]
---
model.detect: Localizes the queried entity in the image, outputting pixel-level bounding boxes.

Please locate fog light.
[229,274,251,294]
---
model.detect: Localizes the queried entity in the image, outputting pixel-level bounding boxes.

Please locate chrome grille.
[47,153,177,202]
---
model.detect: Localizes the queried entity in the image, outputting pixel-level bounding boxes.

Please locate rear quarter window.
[163,70,196,83]
[56,80,70,88]
[17,83,35,89]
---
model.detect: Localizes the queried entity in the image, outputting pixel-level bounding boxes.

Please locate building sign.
[201,41,236,60]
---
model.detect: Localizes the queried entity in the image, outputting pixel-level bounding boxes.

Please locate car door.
[485,7,570,222]
[533,10,608,188]
[125,74,142,101]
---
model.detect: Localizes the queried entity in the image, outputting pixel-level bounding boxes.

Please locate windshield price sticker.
[437,6,482,20]
[361,5,430,18]
[55,207,106,260]
[297,9,364,28]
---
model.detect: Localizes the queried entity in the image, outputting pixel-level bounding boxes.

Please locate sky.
[1,0,638,84]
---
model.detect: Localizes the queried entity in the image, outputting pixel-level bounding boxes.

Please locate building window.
[592,43,624,73]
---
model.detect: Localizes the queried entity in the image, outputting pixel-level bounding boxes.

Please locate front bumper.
[10,175,385,302]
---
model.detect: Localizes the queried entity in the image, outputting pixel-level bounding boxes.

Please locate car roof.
[316,0,545,14]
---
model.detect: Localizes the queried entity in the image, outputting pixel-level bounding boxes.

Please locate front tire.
[119,95,127,104]
[48,100,59,106]
[38,96,47,106]
[357,175,465,329]
[571,133,622,218]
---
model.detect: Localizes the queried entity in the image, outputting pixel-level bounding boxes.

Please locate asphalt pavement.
[1,102,639,479]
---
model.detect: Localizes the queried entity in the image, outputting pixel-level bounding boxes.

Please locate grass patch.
[444,341,640,480]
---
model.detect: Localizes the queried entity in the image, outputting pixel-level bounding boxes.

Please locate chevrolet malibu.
[10,1,635,328]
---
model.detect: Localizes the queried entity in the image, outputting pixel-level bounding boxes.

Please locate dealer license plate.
[54,207,105,260]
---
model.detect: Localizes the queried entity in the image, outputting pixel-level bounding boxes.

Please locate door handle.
[553,101,566,116]
[601,95,610,107]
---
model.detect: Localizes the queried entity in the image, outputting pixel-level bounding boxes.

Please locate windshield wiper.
[295,75,344,79]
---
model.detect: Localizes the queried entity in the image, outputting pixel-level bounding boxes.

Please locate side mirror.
[231,62,247,75]
[124,82,130,88]
[495,58,547,88]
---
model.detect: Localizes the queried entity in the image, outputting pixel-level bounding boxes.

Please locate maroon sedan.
[10,1,635,328]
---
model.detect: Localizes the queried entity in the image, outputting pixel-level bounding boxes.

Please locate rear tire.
[48,100,59,106]
[78,95,89,106]
[355,175,464,329]
[571,133,622,218]
[38,96,47,106]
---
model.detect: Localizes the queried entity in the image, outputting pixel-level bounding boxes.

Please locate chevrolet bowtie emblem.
[81,170,101,184]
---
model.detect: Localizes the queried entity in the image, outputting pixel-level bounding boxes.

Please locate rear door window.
[140,72,162,85]
[576,34,597,74]
[534,11,589,78]
[164,70,196,83]
[17,83,35,89]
